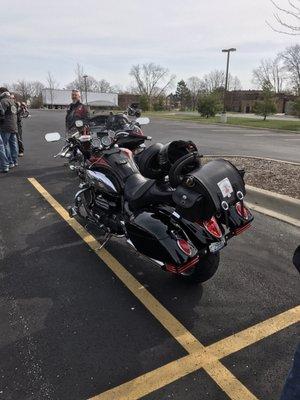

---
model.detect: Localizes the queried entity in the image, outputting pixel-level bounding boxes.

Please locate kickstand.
[98,233,112,250]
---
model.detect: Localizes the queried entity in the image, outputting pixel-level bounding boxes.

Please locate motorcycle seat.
[124,173,174,210]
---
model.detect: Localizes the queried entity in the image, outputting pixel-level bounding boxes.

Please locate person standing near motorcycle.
[11,95,29,157]
[0,88,19,172]
[65,90,89,134]
[0,96,10,173]
[280,245,300,400]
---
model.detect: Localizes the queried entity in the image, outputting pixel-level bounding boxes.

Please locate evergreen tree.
[197,93,222,118]
[292,98,300,118]
[253,82,277,120]
[175,80,191,110]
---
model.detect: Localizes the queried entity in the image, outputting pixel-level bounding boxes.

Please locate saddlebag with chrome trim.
[173,159,246,220]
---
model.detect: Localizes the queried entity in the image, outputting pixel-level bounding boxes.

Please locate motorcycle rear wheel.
[179,252,220,284]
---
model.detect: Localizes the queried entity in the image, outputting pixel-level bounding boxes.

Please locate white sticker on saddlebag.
[217,177,233,198]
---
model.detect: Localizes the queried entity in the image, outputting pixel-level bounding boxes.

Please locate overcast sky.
[0,0,298,90]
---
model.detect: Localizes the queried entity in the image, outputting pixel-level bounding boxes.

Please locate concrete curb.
[245,185,300,227]
[204,154,300,166]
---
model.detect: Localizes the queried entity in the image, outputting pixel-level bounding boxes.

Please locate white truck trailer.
[42,89,118,108]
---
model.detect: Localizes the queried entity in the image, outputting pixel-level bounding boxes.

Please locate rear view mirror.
[45,132,61,142]
[136,117,150,125]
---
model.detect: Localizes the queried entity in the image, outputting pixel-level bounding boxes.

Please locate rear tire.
[179,252,220,284]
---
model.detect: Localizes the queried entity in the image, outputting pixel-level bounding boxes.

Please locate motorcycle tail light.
[177,239,191,256]
[203,216,222,239]
[235,202,251,220]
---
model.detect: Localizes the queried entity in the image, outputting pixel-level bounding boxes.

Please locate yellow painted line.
[90,306,300,400]
[27,177,200,354]
[28,177,300,400]
[89,353,202,400]
[89,349,257,400]
[207,305,300,359]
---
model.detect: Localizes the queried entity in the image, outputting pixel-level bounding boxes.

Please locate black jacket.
[65,101,89,132]
[0,93,18,133]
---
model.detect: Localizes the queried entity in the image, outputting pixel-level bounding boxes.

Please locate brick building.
[225,90,295,114]
[118,93,140,109]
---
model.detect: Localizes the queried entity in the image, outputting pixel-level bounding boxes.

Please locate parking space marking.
[28,178,299,400]
[207,305,300,359]
[27,177,201,353]
[90,306,300,400]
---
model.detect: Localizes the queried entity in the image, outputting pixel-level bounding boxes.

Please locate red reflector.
[235,202,251,220]
[234,223,251,235]
[203,216,222,238]
[165,256,199,274]
[177,239,191,256]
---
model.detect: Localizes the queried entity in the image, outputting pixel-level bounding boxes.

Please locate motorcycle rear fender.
[125,211,196,265]
[158,207,222,247]
[74,187,90,203]
[176,216,223,246]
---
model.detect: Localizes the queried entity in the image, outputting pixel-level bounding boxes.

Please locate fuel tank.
[89,147,139,193]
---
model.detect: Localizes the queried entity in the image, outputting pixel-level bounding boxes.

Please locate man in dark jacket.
[16,101,29,156]
[0,100,9,172]
[0,88,19,171]
[280,245,300,400]
[65,90,89,134]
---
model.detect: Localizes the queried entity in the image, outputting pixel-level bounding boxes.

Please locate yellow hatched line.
[28,177,300,400]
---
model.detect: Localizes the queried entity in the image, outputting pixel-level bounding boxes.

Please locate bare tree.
[129,63,175,109]
[252,57,286,92]
[97,79,112,93]
[66,76,112,92]
[11,80,37,101]
[66,63,85,93]
[187,76,203,110]
[228,75,242,91]
[66,64,112,93]
[267,0,300,35]
[31,81,45,97]
[201,70,241,92]
[46,72,59,107]
[110,84,123,93]
[280,44,300,94]
[201,70,225,92]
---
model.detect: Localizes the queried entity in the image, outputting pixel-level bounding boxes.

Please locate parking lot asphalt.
[0,110,299,400]
[144,118,300,163]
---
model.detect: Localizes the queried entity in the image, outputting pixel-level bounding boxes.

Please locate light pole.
[83,74,88,105]
[221,48,236,116]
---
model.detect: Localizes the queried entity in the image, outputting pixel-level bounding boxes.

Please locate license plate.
[209,238,226,253]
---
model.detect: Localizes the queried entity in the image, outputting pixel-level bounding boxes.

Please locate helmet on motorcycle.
[138,140,200,181]
[159,140,200,173]
[137,143,165,179]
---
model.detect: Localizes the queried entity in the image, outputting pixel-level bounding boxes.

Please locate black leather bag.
[173,159,246,221]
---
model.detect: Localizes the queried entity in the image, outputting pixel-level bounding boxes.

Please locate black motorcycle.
[45,129,253,284]
[46,116,151,176]
[89,113,152,155]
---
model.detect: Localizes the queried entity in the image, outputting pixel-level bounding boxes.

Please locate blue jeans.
[280,343,300,400]
[1,132,19,165]
[0,133,9,170]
